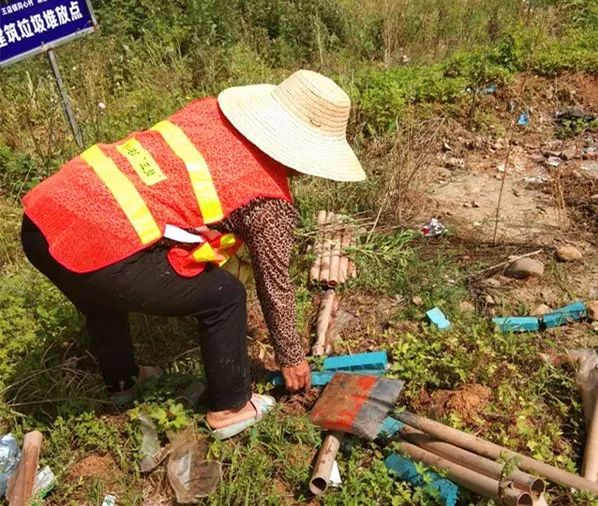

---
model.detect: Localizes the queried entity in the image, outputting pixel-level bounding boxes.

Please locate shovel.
[310,372,405,440]
[308,372,404,494]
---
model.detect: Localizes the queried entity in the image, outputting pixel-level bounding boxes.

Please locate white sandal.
[212,394,276,440]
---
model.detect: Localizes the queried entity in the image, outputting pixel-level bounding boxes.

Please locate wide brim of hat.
[217,84,366,182]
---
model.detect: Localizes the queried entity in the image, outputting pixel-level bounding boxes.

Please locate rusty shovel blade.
[310,372,404,440]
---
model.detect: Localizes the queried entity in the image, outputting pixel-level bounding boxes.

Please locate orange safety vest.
[22,97,293,277]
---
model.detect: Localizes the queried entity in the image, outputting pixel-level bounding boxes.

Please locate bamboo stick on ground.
[309,431,343,495]
[397,438,533,505]
[7,431,43,506]
[398,411,598,495]
[312,290,335,356]
[399,424,544,496]
[310,210,328,284]
[583,393,598,481]
[318,212,336,286]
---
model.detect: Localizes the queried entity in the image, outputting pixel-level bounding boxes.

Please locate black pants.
[20,215,251,411]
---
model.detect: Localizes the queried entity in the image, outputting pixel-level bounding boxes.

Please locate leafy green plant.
[137,400,190,432]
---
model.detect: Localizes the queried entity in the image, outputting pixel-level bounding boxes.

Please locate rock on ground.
[556,245,583,262]
[459,301,476,314]
[505,258,545,279]
[531,304,552,316]
[589,301,598,322]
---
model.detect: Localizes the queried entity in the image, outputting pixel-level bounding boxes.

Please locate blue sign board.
[0,0,97,67]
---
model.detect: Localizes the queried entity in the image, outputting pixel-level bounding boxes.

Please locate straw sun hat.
[217,69,366,182]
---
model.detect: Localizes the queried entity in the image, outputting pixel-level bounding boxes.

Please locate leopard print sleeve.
[217,198,305,367]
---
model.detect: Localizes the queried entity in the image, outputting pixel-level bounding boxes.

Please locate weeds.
[0,0,597,504]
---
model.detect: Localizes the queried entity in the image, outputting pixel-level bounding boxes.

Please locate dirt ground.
[411,75,598,313]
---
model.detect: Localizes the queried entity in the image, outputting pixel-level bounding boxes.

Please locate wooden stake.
[7,431,43,506]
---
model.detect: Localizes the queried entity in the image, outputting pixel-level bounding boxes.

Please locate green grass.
[0,202,596,503]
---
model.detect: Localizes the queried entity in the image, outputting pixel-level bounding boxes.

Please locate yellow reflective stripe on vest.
[116,138,167,186]
[220,233,237,249]
[151,120,224,224]
[81,145,162,245]
[191,242,217,263]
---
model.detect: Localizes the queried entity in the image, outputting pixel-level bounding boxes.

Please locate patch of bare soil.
[68,454,122,481]
[280,388,321,415]
[414,74,597,246]
[414,384,492,423]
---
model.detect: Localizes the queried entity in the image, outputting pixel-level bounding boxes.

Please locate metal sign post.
[0,0,98,147]
[47,47,83,147]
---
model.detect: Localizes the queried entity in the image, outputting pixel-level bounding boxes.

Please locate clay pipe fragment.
[309,431,343,495]
[327,216,342,287]
[398,411,598,495]
[397,437,533,505]
[583,393,598,481]
[312,290,335,356]
[399,424,545,497]
[7,430,43,506]
[310,210,328,284]
[541,349,598,427]
[318,212,336,285]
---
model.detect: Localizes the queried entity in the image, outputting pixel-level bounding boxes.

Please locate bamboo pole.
[310,210,328,284]
[312,290,335,356]
[398,412,598,495]
[309,431,343,495]
[583,395,598,481]
[318,212,336,285]
[7,431,43,506]
[397,438,533,505]
[400,424,544,496]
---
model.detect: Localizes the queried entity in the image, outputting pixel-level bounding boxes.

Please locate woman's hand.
[281,360,311,392]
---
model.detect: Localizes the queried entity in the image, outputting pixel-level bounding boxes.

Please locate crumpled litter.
[167,429,221,503]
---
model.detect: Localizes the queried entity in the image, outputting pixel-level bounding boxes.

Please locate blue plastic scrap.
[385,453,459,506]
[493,301,587,333]
[517,111,530,126]
[425,308,451,330]
[492,316,540,333]
[378,416,405,439]
[542,301,587,328]
[323,351,388,371]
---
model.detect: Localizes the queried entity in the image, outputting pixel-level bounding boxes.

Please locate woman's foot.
[208,394,275,440]
[207,401,258,429]
[108,365,164,407]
